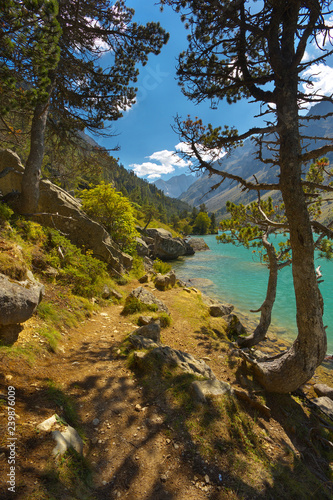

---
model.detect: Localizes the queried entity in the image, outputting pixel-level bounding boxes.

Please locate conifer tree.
[1,1,169,213]
[163,0,333,392]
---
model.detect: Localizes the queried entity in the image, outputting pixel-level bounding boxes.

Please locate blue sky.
[94,1,333,182]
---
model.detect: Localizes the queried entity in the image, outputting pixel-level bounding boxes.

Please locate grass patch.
[38,326,61,353]
[121,296,158,315]
[45,379,80,430]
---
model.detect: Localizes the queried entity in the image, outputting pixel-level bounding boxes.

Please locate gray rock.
[154,270,177,290]
[314,384,333,401]
[0,271,44,327]
[52,426,84,456]
[147,346,216,379]
[128,335,159,350]
[311,396,333,420]
[133,322,161,343]
[135,237,150,257]
[138,315,154,326]
[138,274,149,284]
[0,149,24,196]
[188,238,210,252]
[37,414,59,432]
[128,287,169,313]
[191,379,232,403]
[209,303,234,317]
[111,289,122,301]
[223,313,246,336]
[141,227,195,261]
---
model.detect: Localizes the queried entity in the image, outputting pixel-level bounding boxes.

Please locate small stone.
[160,474,167,483]
[173,443,179,449]
[205,474,210,484]
[135,404,142,412]
[92,418,100,426]
[166,438,171,444]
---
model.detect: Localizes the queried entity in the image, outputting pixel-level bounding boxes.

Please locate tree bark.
[238,234,279,348]
[18,99,49,214]
[251,43,327,392]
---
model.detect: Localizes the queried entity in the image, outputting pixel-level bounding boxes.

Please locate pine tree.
[163,0,333,392]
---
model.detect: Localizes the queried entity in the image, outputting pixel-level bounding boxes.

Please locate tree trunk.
[238,234,279,348]
[19,99,49,214]
[251,74,326,392]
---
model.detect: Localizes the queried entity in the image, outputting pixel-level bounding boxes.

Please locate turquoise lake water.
[171,234,333,354]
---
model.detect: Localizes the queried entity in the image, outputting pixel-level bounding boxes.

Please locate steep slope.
[180,101,333,218]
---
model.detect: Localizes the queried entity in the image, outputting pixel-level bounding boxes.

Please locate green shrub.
[153,258,172,274]
[79,182,139,254]
[44,228,113,297]
[0,202,13,224]
[159,312,171,328]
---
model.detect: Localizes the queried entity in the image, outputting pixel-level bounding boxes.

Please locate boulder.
[129,336,159,350]
[191,379,232,403]
[135,237,150,257]
[139,227,195,261]
[0,149,24,196]
[188,237,210,252]
[154,270,177,290]
[132,322,161,343]
[36,180,132,274]
[0,271,44,327]
[311,397,333,420]
[209,303,234,317]
[146,345,216,379]
[223,313,246,337]
[138,315,154,326]
[128,287,169,314]
[314,384,333,401]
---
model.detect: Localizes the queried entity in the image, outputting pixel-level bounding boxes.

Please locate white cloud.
[175,142,226,162]
[302,63,333,102]
[129,149,192,179]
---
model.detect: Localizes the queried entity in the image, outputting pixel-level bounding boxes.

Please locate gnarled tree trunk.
[251,66,326,392]
[238,233,280,348]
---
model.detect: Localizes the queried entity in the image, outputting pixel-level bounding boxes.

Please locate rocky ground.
[1,278,333,499]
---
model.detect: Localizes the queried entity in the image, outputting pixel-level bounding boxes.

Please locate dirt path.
[0,284,230,500]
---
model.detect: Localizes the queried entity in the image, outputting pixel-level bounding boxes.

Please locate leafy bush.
[79,182,138,254]
[153,258,172,274]
[159,312,171,328]
[43,228,114,297]
[0,202,13,224]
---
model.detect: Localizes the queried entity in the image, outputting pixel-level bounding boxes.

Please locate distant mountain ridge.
[154,174,196,198]
[179,101,333,219]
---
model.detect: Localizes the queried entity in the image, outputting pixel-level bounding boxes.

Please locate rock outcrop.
[137,227,195,261]
[154,270,177,290]
[188,237,210,252]
[0,271,44,326]
[0,271,44,343]
[0,149,132,275]
[126,287,169,314]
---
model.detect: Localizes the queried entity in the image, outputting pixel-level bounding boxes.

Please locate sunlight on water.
[172,235,333,353]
